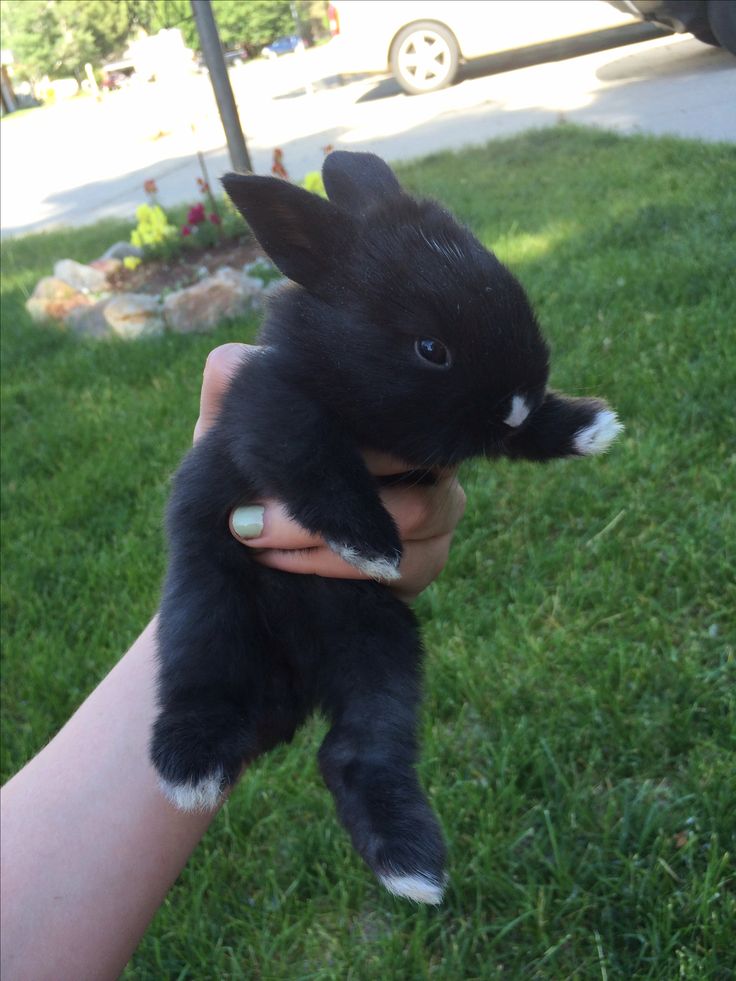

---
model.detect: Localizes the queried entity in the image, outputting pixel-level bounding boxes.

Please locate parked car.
[325,0,638,94]
[607,0,735,54]
[262,35,303,59]
[224,47,249,67]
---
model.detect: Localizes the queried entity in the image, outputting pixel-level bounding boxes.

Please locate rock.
[241,260,284,311]
[104,293,165,339]
[163,267,258,333]
[89,258,123,279]
[25,277,92,323]
[250,277,286,312]
[262,279,285,298]
[214,266,253,289]
[100,241,144,261]
[53,258,108,293]
[65,301,114,339]
[29,276,79,301]
[242,273,266,293]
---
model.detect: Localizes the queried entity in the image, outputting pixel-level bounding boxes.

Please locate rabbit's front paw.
[573,408,623,456]
[322,503,403,581]
[326,540,402,582]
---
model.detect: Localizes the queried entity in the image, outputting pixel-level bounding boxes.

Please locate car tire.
[690,23,719,47]
[390,21,460,95]
[708,0,736,55]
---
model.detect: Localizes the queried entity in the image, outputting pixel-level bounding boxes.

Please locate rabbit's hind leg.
[151,562,280,812]
[317,593,447,903]
[151,695,257,812]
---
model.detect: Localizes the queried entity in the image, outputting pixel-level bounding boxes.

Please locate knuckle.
[203,342,255,389]
[204,343,237,382]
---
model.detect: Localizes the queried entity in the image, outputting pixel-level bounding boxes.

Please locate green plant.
[129,202,178,259]
[301,170,327,198]
[245,259,281,284]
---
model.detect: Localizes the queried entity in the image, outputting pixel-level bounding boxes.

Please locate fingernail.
[231,505,264,540]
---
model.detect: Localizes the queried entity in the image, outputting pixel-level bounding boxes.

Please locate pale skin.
[0,344,466,981]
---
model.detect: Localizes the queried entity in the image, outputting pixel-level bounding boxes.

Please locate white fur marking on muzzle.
[504,395,530,428]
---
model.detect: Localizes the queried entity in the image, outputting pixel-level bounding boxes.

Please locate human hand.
[195,344,466,601]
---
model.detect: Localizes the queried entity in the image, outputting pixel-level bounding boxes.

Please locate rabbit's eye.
[415,338,451,367]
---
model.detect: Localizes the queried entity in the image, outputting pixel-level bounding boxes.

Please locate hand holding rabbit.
[196,342,467,601]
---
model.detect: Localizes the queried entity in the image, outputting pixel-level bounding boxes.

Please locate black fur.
[152,151,619,902]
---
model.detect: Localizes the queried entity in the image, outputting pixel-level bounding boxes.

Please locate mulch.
[106,237,264,296]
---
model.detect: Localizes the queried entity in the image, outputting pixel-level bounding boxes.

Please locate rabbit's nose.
[503,395,530,428]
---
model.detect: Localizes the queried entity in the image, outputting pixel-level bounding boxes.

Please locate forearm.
[0,617,221,981]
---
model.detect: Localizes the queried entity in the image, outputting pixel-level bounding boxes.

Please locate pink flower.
[187,202,206,225]
[144,179,158,195]
[181,225,193,237]
[209,212,221,225]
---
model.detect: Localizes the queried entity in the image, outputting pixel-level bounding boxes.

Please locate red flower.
[144,179,158,195]
[209,212,221,225]
[271,147,289,180]
[181,225,193,237]
[197,178,210,194]
[187,202,206,225]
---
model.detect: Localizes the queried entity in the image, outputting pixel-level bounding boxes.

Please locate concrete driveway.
[1,28,734,238]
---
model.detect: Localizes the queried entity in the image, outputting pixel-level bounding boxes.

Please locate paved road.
[1,29,734,238]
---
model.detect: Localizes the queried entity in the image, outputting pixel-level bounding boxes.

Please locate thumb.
[193,343,257,443]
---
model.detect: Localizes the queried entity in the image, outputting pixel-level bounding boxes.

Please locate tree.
[56,1,132,72]
[137,1,296,53]
[2,0,152,80]
[143,0,198,50]
[209,0,294,52]
[1,0,307,81]
[1,1,65,81]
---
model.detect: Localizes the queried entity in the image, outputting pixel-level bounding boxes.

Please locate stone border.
[25,242,283,339]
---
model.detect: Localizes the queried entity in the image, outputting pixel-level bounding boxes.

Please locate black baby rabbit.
[151,151,622,904]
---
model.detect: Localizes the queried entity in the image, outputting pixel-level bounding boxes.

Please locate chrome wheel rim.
[397,29,453,91]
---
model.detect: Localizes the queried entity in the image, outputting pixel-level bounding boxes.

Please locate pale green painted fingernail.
[232,505,264,540]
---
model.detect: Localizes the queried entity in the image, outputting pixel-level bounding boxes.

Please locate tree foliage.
[1,1,66,80]
[2,0,304,81]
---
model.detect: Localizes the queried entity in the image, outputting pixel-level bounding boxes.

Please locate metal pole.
[190,0,252,173]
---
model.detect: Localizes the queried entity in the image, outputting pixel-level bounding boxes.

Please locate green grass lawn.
[2,127,735,979]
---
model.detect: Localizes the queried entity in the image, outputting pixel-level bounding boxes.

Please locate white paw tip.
[327,542,401,582]
[573,409,624,456]
[159,770,224,812]
[378,872,446,905]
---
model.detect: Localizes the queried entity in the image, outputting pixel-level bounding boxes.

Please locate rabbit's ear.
[322,151,402,216]
[221,174,351,288]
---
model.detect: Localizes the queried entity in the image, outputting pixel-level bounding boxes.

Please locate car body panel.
[329,0,637,72]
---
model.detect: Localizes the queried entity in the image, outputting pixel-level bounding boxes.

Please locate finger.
[253,531,454,601]
[193,343,258,443]
[229,476,465,556]
[229,503,324,550]
[361,448,457,479]
[378,475,467,541]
